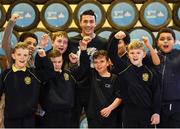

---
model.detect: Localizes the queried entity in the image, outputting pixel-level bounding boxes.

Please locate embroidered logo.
[64,73,69,81]
[142,73,149,81]
[24,76,31,85]
[105,84,111,88]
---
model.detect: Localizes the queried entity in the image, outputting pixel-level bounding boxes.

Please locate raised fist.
[69,52,78,64]
[114,31,126,40]
[10,13,20,22]
[39,34,49,49]
[82,36,92,44]
[37,48,46,57]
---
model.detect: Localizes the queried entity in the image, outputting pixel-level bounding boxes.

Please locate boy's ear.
[51,42,54,46]
[95,22,97,27]
[143,51,146,58]
[107,59,113,67]
[28,55,31,61]
[12,53,15,60]
[108,59,113,66]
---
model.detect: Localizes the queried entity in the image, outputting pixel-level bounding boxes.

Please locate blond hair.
[12,42,29,54]
[127,40,145,52]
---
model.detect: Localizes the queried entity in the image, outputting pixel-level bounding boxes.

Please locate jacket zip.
[161,55,166,103]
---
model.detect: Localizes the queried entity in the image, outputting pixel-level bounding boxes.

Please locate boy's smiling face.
[157,32,175,53]
[12,48,30,69]
[128,49,146,67]
[52,36,68,54]
[93,56,109,75]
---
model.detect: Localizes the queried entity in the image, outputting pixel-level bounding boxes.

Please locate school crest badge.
[142,73,149,81]
[64,73,69,81]
[24,76,31,85]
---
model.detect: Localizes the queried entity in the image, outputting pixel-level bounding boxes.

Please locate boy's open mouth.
[133,58,138,61]
[163,45,169,48]
[19,60,25,63]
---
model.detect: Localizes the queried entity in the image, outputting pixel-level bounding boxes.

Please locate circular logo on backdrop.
[0,4,6,28]
[173,2,180,27]
[96,27,116,40]
[74,0,106,31]
[7,0,39,31]
[66,28,81,38]
[0,28,19,55]
[129,27,155,51]
[41,0,72,31]
[140,0,171,31]
[107,0,138,30]
[169,27,180,50]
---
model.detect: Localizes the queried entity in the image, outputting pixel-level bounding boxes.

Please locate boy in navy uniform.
[35,40,89,127]
[0,42,52,128]
[109,40,161,127]
[108,31,160,127]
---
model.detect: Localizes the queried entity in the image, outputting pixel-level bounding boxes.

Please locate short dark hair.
[80,10,96,22]
[93,50,109,61]
[18,32,38,45]
[156,27,176,41]
[155,27,176,49]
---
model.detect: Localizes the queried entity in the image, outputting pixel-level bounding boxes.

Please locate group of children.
[0,9,180,128]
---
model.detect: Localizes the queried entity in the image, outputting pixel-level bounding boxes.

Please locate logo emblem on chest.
[64,73,69,81]
[142,73,149,81]
[24,76,31,85]
[105,84,111,88]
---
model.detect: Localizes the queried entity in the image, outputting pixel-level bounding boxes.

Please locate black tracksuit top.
[157,49,180,103]
[87,71,120,118]
[36,50,90,110]
[69,34,108,100]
